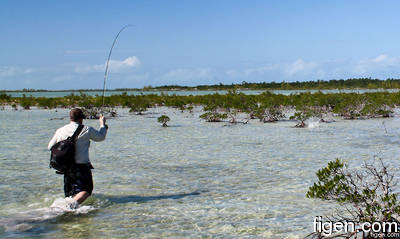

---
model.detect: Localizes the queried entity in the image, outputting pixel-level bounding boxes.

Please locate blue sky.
[2,0,400,90]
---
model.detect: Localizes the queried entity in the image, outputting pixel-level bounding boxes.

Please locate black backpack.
[49,124,84,174]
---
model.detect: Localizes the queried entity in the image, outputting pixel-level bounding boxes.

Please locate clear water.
[1,107,400,238]
[4,88,400,98]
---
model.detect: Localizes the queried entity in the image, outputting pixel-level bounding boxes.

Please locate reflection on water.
[1,108,400,238]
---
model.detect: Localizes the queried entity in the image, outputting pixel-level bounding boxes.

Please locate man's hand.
[99,115,106,126]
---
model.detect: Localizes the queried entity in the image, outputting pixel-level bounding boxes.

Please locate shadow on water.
[95,191,201,204]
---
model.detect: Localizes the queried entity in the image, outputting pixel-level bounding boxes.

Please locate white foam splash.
[50,197,94,214]
[307,118,321,129]
[1,197,95,232]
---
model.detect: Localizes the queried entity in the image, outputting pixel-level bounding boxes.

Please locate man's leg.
[72,165,93,205]
[73,191,90,204]
[64,165,93,207]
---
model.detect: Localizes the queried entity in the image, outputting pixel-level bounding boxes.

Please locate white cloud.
[163,68,214,80]
[353,54,400,75]
[74,56,141,73]
[0,66,18,77]
[225,69,239,78]
[0,66,34,77]
[115,73,151,88]
[284,59,318,77]
[373,54,388,63]
[224,54,400,82]
[158,68,216,85]
[244,65,278,76]
[225,59,319,79]
[226,64,278,78]
[50,75,74,83]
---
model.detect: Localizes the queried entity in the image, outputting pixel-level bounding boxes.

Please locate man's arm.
[48,130,59,150]
[89,116,108,142]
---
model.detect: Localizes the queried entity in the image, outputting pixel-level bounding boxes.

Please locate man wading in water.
[48,108,108,208]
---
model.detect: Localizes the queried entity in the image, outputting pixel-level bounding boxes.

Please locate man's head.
[70,108,85,123]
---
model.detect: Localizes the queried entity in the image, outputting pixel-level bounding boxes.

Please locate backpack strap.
[71,124,84,141]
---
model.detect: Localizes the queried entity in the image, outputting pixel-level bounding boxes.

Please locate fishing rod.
[101,24,134,109]
[382,121,388,135]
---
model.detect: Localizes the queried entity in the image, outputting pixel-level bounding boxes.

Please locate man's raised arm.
[89,116,108,142]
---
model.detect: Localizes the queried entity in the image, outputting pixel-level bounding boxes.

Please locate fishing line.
[101,24,134,109]
[374,120,389,159]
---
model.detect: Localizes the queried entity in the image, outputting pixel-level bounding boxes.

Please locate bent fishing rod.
[101,24,134,110]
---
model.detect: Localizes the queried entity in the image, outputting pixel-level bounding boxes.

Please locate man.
[48,108,108,208]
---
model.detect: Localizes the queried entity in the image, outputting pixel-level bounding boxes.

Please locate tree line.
[4,78,400,92]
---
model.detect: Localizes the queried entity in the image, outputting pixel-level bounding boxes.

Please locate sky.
[2,0,400,90]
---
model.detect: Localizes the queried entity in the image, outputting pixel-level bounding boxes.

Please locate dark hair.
[70,108,85,121]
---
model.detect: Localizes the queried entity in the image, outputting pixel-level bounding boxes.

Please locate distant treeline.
[4,78,400,92]
[149,78,400,91]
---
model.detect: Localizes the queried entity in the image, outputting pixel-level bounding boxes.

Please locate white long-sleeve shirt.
[48,121,108,165]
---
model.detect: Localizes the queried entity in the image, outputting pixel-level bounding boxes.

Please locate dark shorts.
[64,164,93,197]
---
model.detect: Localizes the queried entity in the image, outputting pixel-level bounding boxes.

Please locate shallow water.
[1,108,400,238]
